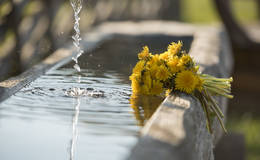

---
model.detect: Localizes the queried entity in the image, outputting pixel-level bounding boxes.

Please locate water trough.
[0,21,233,160]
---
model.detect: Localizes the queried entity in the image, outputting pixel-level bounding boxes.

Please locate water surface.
[0,68,141,160]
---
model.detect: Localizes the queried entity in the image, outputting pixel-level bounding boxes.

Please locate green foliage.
[181,0,219,23]
[227,115,260,160]
[231,0,258,23]
[181,0,258,23]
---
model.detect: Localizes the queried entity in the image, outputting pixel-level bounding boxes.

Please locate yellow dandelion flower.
[159,51,169,61]
[149,64,159,79]
[149,54,161,66]
[142,71,152,89]
[131,78,141,94]
[195,76,204,92]
[167,56,180,73]
[141,84,150,95]
[138,46,150,60]
[178,54,192,67]
[150,80,163,95]
[175,70,198,94]
[133,60,145,73]
[155,65,170,81]
[129,72,140,81]
[167,41,182,56]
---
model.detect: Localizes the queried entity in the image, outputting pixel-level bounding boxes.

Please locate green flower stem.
[204,85,231,95]
[203,81,231,89]
[204,85,233,98]
[209,104,227,133]
[202,89,227,133]
[204,89,224,118]
[200,74,233,82]
[195,91,212,133]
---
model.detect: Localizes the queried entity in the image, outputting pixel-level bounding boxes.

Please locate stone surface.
[128,94,214,160]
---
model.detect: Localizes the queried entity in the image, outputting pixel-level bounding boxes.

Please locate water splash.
[65,88,105,98]
[70,0,83,72]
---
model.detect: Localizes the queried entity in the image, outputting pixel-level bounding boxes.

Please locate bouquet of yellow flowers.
[129,41,233,133]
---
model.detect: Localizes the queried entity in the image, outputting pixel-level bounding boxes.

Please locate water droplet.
[74,64,81,72]
[77,75,81,83]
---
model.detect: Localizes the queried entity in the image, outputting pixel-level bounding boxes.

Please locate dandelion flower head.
[175,70,198,94]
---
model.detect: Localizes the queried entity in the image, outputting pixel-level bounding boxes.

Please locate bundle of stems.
[194,74,233,133]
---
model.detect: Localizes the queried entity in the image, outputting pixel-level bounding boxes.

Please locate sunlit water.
[0,68,140,160]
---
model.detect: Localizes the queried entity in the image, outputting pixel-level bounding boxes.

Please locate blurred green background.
[1,0,260,159]
[182,0,259,23]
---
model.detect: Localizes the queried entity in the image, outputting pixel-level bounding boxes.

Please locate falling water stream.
[69,0,84,160]
[70,0,83,72]
[70,98,80,160]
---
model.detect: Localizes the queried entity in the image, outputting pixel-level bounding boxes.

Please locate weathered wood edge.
[127,26,233,160]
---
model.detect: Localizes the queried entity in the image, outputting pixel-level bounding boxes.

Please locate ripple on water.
[0,68,140,160]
